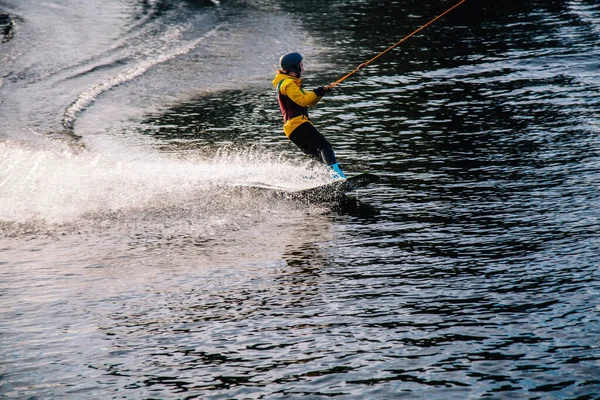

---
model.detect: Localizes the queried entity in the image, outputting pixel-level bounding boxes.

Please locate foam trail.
[62,25,220,130]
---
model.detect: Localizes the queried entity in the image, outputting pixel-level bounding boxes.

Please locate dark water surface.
[1,0,599,398]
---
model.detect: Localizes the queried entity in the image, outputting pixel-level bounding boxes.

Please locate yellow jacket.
[272,73,323,137]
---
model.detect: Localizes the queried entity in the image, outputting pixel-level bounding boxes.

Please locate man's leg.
[289,123,345,179]
[289,122,337,165]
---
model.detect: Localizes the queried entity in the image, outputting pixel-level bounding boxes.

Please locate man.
[272,52,346,179]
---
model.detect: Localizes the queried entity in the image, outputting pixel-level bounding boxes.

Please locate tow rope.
[328,0,467,89]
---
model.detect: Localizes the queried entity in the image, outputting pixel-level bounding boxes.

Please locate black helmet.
[279,52,303,74]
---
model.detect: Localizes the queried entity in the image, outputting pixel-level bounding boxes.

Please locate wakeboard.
[286,173,380,202]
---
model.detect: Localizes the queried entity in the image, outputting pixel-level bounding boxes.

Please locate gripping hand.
[313,85,332,97]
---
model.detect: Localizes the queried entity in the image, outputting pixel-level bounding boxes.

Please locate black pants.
[288,122,337,166]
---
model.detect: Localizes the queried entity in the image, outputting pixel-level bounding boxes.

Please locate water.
[1,0,599,398]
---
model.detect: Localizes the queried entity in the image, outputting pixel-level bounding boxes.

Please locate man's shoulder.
[275,74,300,88]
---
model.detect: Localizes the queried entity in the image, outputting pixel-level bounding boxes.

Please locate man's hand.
[313,85,333,97]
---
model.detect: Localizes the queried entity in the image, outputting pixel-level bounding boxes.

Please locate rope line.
[328,0,467,89]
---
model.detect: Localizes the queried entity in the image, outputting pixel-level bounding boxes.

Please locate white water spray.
[0,142,325,233]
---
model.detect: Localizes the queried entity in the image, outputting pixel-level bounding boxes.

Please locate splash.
[0,141,327,237]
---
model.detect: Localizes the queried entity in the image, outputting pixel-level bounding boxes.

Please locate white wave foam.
[62,25,220,130]
[0,142,323,227]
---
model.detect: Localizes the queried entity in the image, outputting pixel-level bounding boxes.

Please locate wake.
[62,25,221,131]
